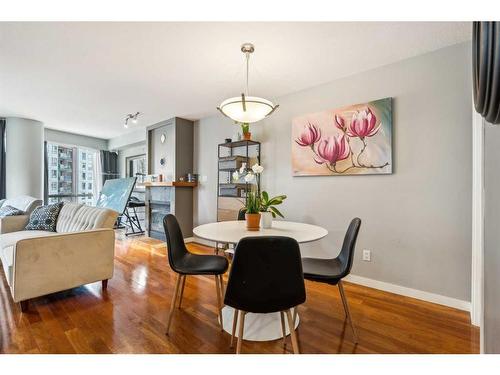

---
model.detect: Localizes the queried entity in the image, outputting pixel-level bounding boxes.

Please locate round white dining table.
[193,220,328,342]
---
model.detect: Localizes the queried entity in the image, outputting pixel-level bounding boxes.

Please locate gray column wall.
[5,117,44,200]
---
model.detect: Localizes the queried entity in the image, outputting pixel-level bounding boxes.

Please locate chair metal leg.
[236,310,246,354]
[280,311,287,348]
[285,309,300,354]
[338,280,358,343]
[230,309,239,348]
[178,275,186,309]
[166,273,182,335]
[293,306,298,326]
[214,275,224,331]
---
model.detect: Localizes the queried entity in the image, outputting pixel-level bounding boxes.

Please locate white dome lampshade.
[217,94,279,123]
[217,43,279,123]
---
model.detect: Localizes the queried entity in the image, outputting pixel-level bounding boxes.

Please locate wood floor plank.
[0,230,479,354]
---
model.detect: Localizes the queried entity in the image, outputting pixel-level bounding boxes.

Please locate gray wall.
[108,128,146,150]
[194,42,472,301]
[45,128,107,150]
[484,122,500,353]
[5,117,44,199]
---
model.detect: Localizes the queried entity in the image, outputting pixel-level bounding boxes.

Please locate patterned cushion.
[25,203,64,232]
[0,205,25,218]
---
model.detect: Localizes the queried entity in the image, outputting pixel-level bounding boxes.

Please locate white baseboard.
[345,274,471,312]
[186,238,471,313]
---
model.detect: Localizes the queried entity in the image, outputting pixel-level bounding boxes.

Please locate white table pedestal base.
[221,306,299,342]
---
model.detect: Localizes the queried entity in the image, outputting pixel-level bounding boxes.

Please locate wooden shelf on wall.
[138,181,198,188]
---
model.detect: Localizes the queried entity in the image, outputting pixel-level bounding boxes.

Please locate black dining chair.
[237,207,246,221]
[224,236,306,354]
[163,214,229,335]
[301,218,361,343]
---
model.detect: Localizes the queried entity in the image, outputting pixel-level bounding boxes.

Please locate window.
[46,143,98,205]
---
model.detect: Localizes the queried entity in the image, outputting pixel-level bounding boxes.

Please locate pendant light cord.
[245,52,250,96]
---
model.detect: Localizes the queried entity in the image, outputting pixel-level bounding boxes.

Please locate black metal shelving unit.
[217,140,261,222]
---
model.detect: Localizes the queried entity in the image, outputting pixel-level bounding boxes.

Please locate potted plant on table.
[245,190,261,231]
[259,191,287,229]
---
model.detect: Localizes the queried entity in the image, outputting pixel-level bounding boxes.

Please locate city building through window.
[47,143,98,205]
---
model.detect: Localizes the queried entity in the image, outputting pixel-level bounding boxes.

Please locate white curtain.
[93,151,103,205]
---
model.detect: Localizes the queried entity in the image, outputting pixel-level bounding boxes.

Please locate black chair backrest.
[337,218,362,279]
[224,236,306,313]
[163,214,189,273]
[237,207,246,221]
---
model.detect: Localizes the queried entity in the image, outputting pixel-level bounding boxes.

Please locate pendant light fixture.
[217,43,279,123]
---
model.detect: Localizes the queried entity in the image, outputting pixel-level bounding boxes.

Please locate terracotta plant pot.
[245,213,261,231]
[243,132,251,140]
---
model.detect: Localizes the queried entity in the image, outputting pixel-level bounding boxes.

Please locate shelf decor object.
[217,139,261,222]
[217,43,279,123]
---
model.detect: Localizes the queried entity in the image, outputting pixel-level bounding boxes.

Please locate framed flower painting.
[292,97,392,176]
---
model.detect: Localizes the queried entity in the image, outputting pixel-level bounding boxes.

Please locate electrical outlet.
[362,249,371,262]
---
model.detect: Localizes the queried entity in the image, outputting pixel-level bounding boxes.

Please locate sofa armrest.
[11,228,115,302]
[0,215,30,234]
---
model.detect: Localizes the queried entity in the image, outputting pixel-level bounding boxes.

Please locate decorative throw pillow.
[25,202,64,232]
[0,205,25,218]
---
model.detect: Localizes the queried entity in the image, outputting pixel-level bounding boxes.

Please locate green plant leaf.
[270,206,284,218]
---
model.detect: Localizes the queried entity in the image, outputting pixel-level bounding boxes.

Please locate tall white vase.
[260,211,273,229]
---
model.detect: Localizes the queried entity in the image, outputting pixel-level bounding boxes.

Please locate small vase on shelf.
[243,132,251,141]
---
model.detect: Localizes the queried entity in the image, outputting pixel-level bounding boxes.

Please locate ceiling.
[0,22,471,140]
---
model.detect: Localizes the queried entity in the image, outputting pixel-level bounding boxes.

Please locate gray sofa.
[0,199,118,311]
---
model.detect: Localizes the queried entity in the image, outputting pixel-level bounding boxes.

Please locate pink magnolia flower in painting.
[347,107,380,139]
[295,122,322,147]
[334,114,346,131]
[314,135,350,165]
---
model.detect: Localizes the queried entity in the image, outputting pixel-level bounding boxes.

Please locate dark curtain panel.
[101,150,118,185]
[0,118,6,199]
[43,141,49,204]
[473,21,500,124]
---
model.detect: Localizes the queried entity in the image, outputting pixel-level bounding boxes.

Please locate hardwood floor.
[0,232,479,354]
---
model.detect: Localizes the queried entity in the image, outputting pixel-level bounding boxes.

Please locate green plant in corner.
[260,191,287,218]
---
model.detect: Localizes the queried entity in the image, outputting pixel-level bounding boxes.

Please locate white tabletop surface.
[193,220,328,244]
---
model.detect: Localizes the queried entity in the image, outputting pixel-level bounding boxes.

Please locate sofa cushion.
[0,229,58,250]
[0,205,25,218]
[56,203,117,232]
[25,203,63,232]
[0,230,59,285]
[2,196,42,214]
